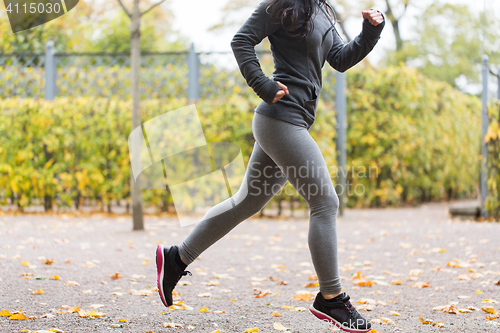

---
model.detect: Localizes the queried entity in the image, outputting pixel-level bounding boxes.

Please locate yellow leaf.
[50,275,60,280]
[293,294,311,301]
[303,282,319,288]
[8,311,27,320]
[32,289,44,295]
[119,318,128,322]
[244,328,259,333]
[419,315,433,325]
[109,272,122,280]
[89,310,105,317]
[271,311,283,317]
[481,306,497,314]
[413,282,430,288]
[391,280,402,285]
[20,261,30,267]
[43,258,55,265]
[390,311,400,316]
[273,322,290,331]
[199,307,210,313]
[477,290,483,294]
[0,310,13,316]
[486,313,499,320]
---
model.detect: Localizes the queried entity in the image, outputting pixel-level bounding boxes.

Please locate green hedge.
[0,65,481,213]
[485,100,500,219]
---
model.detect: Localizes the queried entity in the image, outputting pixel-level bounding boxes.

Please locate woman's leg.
[252,112,342,296]
[178,140,288,265]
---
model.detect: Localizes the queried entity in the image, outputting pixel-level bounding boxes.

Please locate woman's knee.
[309,190,339,215]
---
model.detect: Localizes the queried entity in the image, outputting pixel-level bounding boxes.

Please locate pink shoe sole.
[309,306,372,333]
[156,244,168,307]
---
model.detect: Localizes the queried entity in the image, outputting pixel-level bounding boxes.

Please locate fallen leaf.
[271,311,283,317]
[486,313,499,320]
[109,272,122,280]
[419,315,434,325]
[8,310,27,320]
[78,310,105,318]
[0,310,13,316]
[391,280,403,285]
[199,307,210,313]
[244,328,259,333]
[413,282,430,288]
[273,322,290,331]
[481,306,498,314]
[197,292,212,298]
[371,317,395,325]
[356,304,375,311]
[303,282,319,288]
[66,281,80,286]
[390,311,400,316]
[129,289,152,296]
[409,269,423,276]
[32,289,44,295]
[55,305,80,314]
[293,294,311,301]
[43,258,55,265]
[206,280,220,286]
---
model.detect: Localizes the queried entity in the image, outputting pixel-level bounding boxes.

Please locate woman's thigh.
[252,112,337,207]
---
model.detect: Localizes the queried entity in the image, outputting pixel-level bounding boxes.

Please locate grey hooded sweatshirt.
[230,0,385,129]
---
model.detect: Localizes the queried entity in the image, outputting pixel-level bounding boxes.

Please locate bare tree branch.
[117,0,132,18]
[329,3,352,42]
[140,0,167,17]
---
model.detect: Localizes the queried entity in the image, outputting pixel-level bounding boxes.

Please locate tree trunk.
[131,0,144,230]
[385,0,405,51]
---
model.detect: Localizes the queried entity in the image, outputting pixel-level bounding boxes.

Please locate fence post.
[335,71,347,216]
[187,42,200,101]
[497,65,500,101]
[44,40,56,100]
[480,54,489,219]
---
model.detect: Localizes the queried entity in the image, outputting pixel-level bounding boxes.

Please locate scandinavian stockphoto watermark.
[3,0,79,33]
[247,161,379,200]
[128,105,248,227]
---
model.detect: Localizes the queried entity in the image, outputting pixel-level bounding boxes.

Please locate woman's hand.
[362,10,384,26]
[272,81,289,103]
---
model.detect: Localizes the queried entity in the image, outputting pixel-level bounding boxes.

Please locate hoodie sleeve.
[230,0,282,104]
[327,13,385,73]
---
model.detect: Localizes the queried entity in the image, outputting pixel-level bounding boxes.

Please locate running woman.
[156,1,384,331]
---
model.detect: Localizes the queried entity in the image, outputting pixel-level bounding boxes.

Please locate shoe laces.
[176,270,192,282]
[342,295,356,315]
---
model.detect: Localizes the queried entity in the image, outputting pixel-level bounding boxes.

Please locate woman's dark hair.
[266,0,335,39]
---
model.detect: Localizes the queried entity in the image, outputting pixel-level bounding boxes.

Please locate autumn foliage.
[0,65,481,212]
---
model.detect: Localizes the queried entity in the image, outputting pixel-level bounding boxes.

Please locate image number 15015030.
[3,0,79,33]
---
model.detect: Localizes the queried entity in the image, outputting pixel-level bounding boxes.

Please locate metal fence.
[0,41,339,102]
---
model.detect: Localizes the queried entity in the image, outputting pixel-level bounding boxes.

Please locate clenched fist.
[362,9,384,26]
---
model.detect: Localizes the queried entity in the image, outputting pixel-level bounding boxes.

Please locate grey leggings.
[178,112,341,294]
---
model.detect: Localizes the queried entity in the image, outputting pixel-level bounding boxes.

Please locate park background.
[0,0,500,225]
[1,1,500,332]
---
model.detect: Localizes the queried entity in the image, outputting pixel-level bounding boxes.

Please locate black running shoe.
[156,244,192,307]
[309,292,372,333]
